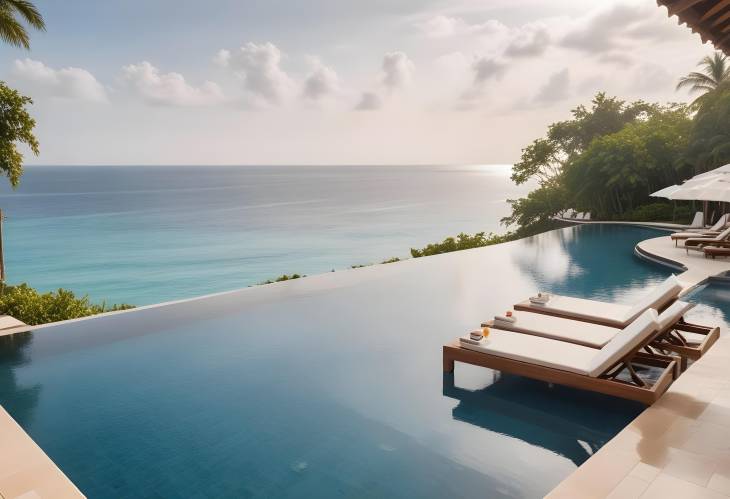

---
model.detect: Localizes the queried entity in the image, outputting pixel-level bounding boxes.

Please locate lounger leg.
[443,348,455,373]
[625,363,647,387]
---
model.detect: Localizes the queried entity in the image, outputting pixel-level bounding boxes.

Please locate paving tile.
[708,473,730,496]
[629,462,661,482]
[605,475,650,499]
[661,447,717,486]
[640,473,728,499]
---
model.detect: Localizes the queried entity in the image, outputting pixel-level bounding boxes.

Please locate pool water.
[0,225,689,498]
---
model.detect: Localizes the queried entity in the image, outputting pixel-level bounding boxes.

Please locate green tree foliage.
[505,93,681,226]
[0,82,38,187]
[0,283,133,325]
[511,93,654,187]
[0,0,45,49]
[686,87,730,172]
[676,52,730,109]
[562,105,692,217]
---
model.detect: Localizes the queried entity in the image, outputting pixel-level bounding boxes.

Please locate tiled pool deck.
[2,229,730,499]
[549,234,730,498]
[0,405,84,498]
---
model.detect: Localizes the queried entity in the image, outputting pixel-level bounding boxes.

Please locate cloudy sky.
[0,0,713,165]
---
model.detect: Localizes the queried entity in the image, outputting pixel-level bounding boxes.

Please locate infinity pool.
[0,225,689,498]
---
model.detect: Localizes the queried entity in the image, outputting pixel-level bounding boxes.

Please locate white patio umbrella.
[651,164,730,225]
[668,177,730,203]
[650,184,680,198]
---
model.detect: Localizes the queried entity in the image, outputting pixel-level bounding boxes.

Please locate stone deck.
[0,406,84,498]
[548,234,730,498]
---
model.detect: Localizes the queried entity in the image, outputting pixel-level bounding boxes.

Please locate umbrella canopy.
[668,177,730,203]
[650,184,680,198]
[652,164,730,201]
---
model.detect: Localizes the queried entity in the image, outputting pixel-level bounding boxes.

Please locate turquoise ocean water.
[0,165,532,305]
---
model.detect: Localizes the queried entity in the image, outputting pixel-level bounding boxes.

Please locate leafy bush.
[258,273,304,285]
[0,283,134,326]
[410,232,516,258]
[612,202,674,222]
[381,257,400,264]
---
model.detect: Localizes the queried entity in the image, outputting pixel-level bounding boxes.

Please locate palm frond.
[3,0,44,30]
[0,7,29,48]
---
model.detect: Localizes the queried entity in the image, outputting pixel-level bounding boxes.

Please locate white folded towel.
[469,330,484,341]
[494,315,516,323]
[530,292,550,304]
[461,336,482,346]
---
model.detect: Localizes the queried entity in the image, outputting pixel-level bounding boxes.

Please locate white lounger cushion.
[491,301,691,349]
[656,301,694,331]
[460,328,598,375]
[492,312,616,348]
[461,309,659,377]
[624,275,683,323]
[525,275,681,327]
[587,309,659,377]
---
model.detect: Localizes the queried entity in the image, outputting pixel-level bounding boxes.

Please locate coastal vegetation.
[503,52,730,236]
[0,1,127,326]
[258,273,304,285]
[0,283,133,325]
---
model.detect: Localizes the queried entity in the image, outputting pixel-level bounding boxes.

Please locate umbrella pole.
[704,200,708,226]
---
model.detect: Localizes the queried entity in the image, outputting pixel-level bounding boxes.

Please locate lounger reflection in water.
[513,275,682,328]
[444,310,677,405]
[484,301,719,363]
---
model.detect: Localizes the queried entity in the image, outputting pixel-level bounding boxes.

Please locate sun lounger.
[514,275,682,328]
[485,300,718,363]
[444,310,676,404]
[688,211,704,228]
[704,246,730,259]
[684,226,730,252]
[671,214,730,245]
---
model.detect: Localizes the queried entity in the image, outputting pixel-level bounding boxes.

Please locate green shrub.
[410,232,516,258]
[258,273,304,285]
[0,283,134,326]
[613,202,674,222]
[381,257,400,264]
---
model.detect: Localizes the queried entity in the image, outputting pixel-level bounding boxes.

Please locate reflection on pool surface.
[0,225,693,498]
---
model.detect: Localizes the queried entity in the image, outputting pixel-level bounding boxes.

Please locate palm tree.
[0,0,44,49]
[676,52,730,107]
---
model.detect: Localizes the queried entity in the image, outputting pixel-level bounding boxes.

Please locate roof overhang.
[657,0,730,54]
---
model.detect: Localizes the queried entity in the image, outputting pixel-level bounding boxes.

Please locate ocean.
[0,165,532,305]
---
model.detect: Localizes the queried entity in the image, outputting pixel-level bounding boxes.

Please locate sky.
[0,0,714,165]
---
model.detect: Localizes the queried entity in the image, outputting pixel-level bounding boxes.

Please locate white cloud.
[630,63,673,94]
[473,57,507,84]
[12,58,107,102]
[504,24,550,58]
[534,68,570,104]
[381,52,415,91]
[417,15,505,38]
[121,61,225,107]
[302,59,340,101]
[355,92,382,111]
[215,42,294,106]
[561,3,684,55]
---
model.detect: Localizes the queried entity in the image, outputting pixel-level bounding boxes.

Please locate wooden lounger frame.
[650,320,720,362]
[443,341,677,405]
[485,315,719,365]
[704,246,730,259]
[684,238,730,253]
